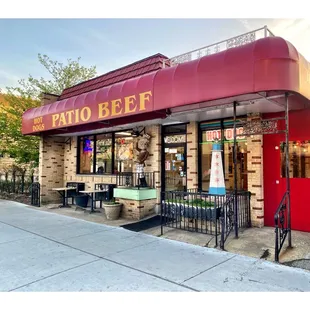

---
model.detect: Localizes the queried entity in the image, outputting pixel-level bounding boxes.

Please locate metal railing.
[0,172,40,207]
[116,172,155,189]
[163,25,275,67]
[274,191,290,262]
[0,172,34,195]
[160,190,251,248]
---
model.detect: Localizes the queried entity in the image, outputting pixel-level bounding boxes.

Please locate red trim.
[22,36,310,135]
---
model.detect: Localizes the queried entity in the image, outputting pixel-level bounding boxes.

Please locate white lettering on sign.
[205,128,245,141]
[164,135,186,144]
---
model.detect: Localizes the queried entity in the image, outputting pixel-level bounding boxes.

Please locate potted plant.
[74,193,89,208]
[103,199,123,220]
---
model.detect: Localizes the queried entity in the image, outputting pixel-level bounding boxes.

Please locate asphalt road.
[1,200,310,292]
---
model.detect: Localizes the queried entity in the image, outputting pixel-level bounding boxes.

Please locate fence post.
[275,219,279,262]
[21,173,25,194]
[160,191,164,236]
[12,171,16,194]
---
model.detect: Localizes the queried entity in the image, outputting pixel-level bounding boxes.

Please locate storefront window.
[281,141,310,178]
[114,132,134,173]
[79,136,95,174]
[96,133,112,174]
[77,131,134,174]
[199,119,248,191]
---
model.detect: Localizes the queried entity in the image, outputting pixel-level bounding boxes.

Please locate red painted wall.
[263,108,310,232]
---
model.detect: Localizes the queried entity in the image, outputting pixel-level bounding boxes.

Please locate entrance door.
[163,144,187,191]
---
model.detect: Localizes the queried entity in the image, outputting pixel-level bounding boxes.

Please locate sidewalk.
[1,199,310,292]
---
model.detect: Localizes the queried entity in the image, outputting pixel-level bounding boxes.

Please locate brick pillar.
[246,114,264,227]
[186,122,198,190]
[39,136,65,204]
[144,125,161,212]
[64,136,78,183]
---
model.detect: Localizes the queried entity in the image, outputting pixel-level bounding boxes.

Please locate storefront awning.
[22,36,310,135]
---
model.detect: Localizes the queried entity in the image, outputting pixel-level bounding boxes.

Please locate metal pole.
[285,93,292,247]
[233,101,238,238]
[264,25,268,38]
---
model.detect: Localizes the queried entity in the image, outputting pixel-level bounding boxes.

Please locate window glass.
[79,136,94,174]
[114,132,134,173]
[96,133,112,174]
[200,120,248,191]
[281,141,310,178]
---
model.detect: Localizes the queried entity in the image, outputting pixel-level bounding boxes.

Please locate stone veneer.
[246,114,264,227]
[39,135,65,204]
[186,122,199,190]
[116,198,157,220]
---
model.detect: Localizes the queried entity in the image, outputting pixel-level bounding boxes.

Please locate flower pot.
[74,194,89,208]
[103,203,122,220]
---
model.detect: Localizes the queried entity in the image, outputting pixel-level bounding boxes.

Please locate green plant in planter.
[165,198,215,208]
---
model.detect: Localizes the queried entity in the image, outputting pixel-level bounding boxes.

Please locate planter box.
[103,203,123,220]
[162,202,221,221]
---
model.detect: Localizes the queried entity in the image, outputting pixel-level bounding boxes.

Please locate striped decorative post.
[209,140,226,195]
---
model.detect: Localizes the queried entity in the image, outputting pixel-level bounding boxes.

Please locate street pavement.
[1,199,310,292]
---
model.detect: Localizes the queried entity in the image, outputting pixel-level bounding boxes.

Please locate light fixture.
[115,132,132,136]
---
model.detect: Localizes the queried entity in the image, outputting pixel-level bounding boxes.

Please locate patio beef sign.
[27,90,153,134]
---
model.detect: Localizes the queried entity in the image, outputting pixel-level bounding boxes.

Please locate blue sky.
[0,18,309,91]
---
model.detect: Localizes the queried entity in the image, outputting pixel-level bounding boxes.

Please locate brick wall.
[186,122,198,190]
[39,136,65,204]
[143,125,161,210]
[246,114,264,227]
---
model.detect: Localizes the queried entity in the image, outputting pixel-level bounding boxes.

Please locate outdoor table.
[52,187,76,208]
[80,190,108,213]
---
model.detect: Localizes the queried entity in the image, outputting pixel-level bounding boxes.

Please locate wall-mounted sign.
[23,90,153,134]
[164,135,186,144]
[205,128,245,142]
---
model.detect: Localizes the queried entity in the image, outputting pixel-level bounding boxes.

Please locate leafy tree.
[0,54,97,168]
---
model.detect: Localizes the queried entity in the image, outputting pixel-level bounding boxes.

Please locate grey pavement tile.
[60,228,159,256]
[0,235,96,292]
[106,237,235,284]
[0,222,33,245]
[14,259,191,292]
[27,219,116,241]
[183,255,310,292]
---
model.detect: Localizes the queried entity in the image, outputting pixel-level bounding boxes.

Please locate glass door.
[164,144,186,191]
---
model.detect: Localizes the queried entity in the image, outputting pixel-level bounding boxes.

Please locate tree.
[0,54,97,168]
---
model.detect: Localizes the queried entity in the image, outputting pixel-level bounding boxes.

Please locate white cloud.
[0,69,20,89]
[239,18,310,61]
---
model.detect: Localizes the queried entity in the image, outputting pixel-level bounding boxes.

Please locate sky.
[0,18,310,91]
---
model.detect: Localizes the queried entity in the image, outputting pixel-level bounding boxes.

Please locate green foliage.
[0,54,97,167]
[166,198,215,208]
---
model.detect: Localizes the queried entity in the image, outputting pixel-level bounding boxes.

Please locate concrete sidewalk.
[1,200,310,292]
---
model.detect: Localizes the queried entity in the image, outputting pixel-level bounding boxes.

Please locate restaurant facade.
[22,27,310,232]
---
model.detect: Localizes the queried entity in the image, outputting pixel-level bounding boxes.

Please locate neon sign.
[83,139,93,152]
[205,128,245,141]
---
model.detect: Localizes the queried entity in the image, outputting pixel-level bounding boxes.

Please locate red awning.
[22,36,310,135]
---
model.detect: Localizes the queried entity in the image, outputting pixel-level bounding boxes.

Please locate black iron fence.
[0,172,34,194]
[274,191,290,262]
[0,172,40,207]
[160,190,251,249]
[116,172,155,189]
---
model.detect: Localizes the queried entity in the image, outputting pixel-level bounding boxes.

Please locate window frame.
[280,140,310,179]
[76,129,134,175]
[198,116,246,191]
